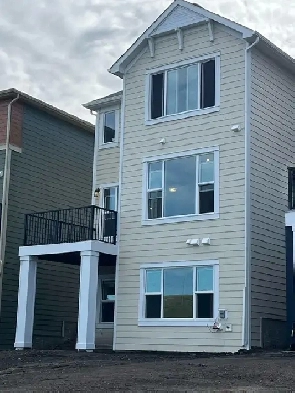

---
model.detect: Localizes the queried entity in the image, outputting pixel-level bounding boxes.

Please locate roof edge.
[83,91,123,110]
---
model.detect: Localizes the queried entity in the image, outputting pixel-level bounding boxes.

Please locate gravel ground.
[0,350,294,392]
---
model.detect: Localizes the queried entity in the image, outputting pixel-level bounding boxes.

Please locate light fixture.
[94,188,100,198]
[169,187,177,192]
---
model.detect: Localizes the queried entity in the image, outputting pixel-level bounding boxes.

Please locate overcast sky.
[0,0,293,122]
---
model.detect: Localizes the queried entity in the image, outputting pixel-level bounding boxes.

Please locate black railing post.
[114,211,117,245]
[89,206,95,240]
[24,214,28,246]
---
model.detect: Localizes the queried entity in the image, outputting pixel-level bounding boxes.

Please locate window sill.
[138,319,214,327]
[99,142,119,150]
[146,106,220,126]
[142,212,219,226]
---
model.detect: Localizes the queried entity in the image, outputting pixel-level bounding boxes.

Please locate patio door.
[102,186,118,240]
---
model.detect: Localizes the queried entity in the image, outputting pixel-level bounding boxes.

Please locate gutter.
[0,93,20,311]
[243,36,259,350]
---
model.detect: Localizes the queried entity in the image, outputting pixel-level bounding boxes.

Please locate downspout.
[243,37,259,349]
[90,109,99,205]
[0,93,20,311]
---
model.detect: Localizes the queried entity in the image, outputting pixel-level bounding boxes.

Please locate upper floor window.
[143,148,219,224]
[146,54,220,125]
[99,108,119,148]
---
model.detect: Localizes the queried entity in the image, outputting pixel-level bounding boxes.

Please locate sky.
[0,0,293,123]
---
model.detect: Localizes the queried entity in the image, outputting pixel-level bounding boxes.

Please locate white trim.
[91,111,100,205]
[19,240,118,257]
[98,105,120,150]
[208,20,214,42]
[109,0,253,77]
[176,28,184,50]
[113,75,126,351]
[142,147,219,224]
[147,37,155,58]
[145,53,220,125]
[99,183,119,210]
[138,259,219,327]
[0,144,22,153]
[143,146,219,163]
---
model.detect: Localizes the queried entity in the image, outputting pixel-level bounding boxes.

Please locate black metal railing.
[24,205,117,246]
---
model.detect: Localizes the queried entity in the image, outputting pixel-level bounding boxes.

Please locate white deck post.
[76,250,99,351]
[14,255,37,349]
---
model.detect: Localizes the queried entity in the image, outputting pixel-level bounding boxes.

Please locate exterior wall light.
[94,188,100,198]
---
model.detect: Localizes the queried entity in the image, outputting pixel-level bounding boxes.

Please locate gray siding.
[250,48,295,347]
[0,104,94,348]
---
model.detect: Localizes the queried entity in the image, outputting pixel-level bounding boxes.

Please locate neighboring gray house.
[0,88,94,348]
[14,0,295,352]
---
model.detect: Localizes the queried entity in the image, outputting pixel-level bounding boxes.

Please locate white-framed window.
[142,147,219,225]
[100,278,115,324]
[146,53,220,125]
[102,185,119,212]
[138,260,219,327]
[99,107,119,148]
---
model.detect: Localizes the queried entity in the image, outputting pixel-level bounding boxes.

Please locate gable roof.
[83,90,123,110]
[109,0,295,78]
[0,88,94,133]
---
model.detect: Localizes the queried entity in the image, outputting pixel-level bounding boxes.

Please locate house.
[14,0,295,352]
[0,88,94,348]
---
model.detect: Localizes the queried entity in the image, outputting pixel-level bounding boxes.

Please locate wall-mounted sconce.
[94,188,100,198]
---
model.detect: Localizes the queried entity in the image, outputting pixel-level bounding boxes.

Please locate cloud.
[0,0,293,122]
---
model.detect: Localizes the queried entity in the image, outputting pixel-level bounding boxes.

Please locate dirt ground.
[0,350,294,392]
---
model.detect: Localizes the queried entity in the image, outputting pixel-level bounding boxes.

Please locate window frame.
[142,147,219,225]
[99,106,119,149]
[97,276,116,327]
[138,260,219,327]
[145,53,221,126]
[100,183,119,211]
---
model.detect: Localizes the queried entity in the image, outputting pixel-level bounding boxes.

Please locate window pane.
[166,69,177,115]
[146,295,161,318]
[163,268,193,318]
[196,267,213,291]
[164,156,196,217]
[102,281,115,301]
[104,111,116,143]
[177,67,188,113]
[101,302,115,323]
[199,184,214,214]
[201,59,215,109]
[187,65,199,110]
[146,269,161,293]
[148,190,162,219]
[104,187,117,211]
[199,153,214,183]
[151,73,164,119]
[148,162,162,189]
[196,293,213,318]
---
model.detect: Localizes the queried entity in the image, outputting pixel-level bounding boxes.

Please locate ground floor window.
[139,261,219,326]
[100,279,115,323]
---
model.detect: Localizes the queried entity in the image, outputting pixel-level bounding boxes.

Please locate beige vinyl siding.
[250,48,295,347]
[116,22,247,352]
[94,107,121,188]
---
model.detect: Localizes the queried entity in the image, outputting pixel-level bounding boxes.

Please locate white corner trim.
[147,37,155,58]
[142,213,219,226]
[208,20,214,41]
[0,144,22,153]
[176,27,184,50]
[146,106,220,126]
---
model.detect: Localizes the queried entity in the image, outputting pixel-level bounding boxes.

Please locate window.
[99,108,119,147]
[139,261,219,326]
[102,185,118,239]
[149,56,218,122]
[100,280,115,323]
[144,149,218,223]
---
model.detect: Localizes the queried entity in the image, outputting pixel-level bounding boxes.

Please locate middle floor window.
[145,149,218,220]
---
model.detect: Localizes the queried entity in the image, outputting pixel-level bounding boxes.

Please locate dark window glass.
[101,302,115,323]
[148,190,162,219]
[146,295,161,318]
[104,111,116,143]
[201,60,215,109]
[163,268,193,318]
[199,184,214,214]
[196,293,213,318]
[151,73,164,119]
